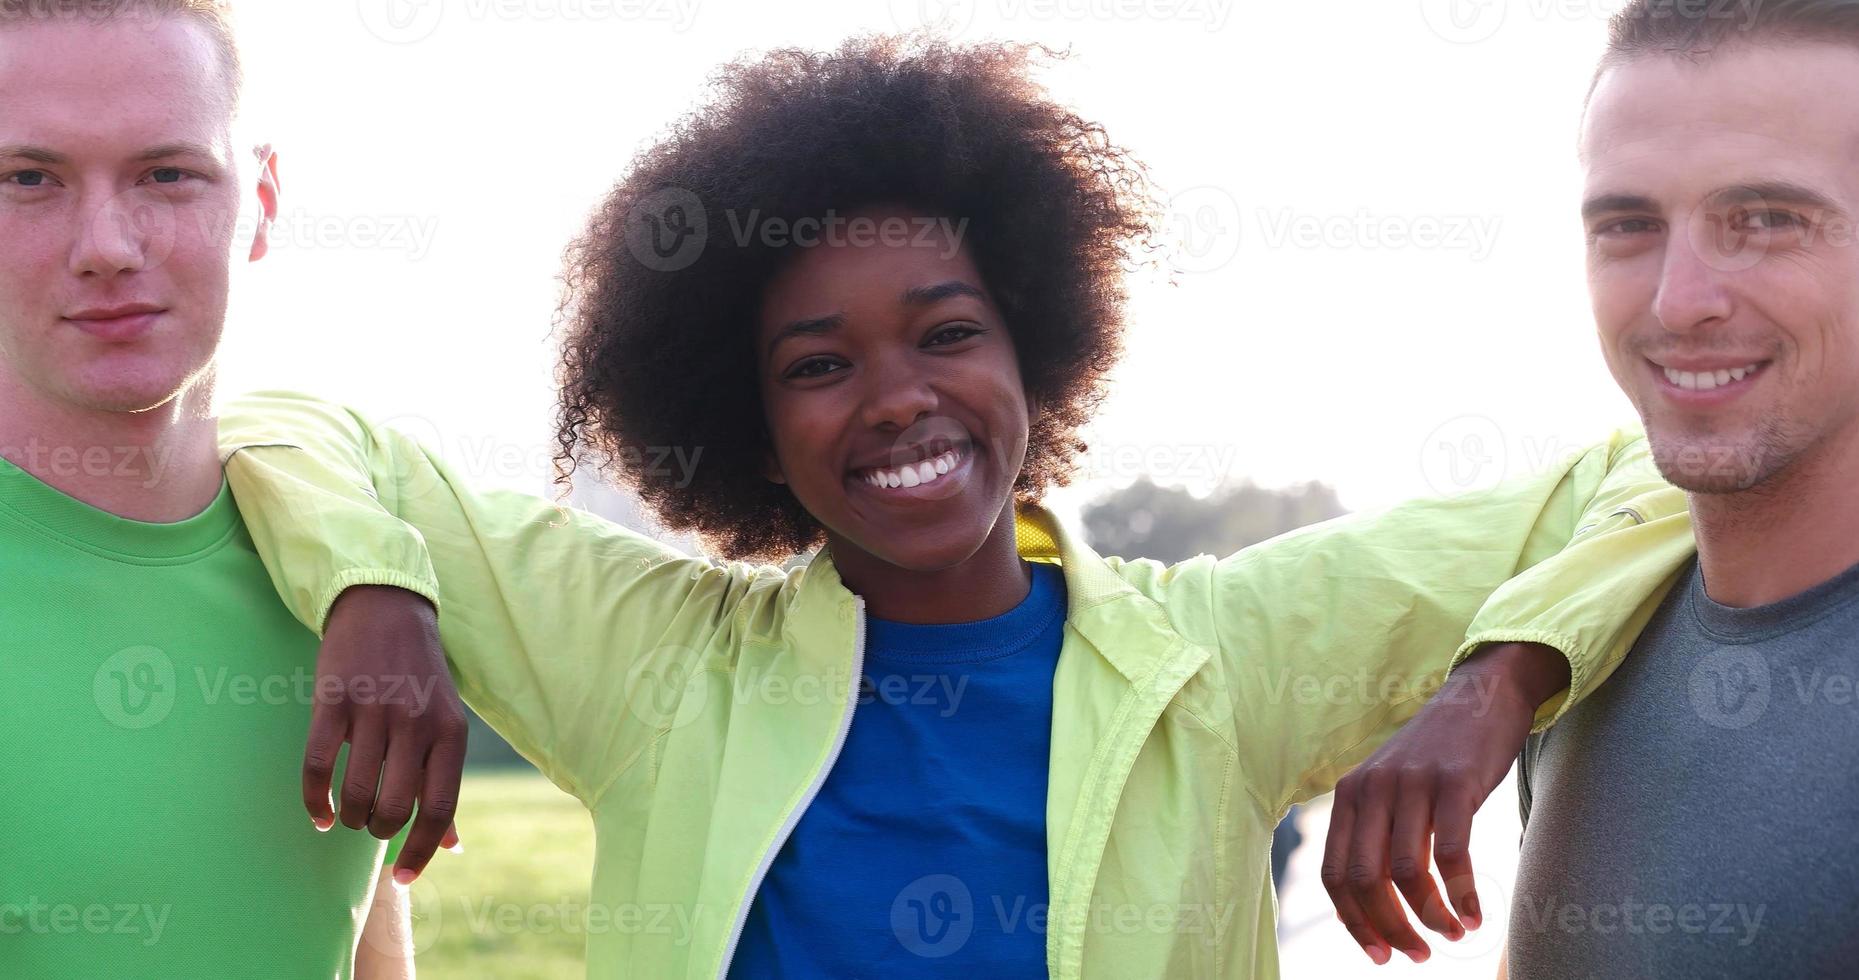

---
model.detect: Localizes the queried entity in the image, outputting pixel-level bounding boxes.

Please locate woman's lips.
[848,442,976,503]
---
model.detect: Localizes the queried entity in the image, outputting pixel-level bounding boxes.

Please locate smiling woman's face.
[755,207,1033,572]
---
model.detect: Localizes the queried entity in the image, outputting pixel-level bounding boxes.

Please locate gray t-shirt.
[1511,556,1859,979]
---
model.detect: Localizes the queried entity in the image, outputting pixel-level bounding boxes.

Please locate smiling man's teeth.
[863,450,961,489]
[1662,363,1762,391]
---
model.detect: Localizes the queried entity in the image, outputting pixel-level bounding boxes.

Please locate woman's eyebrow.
[765,313,845,360]
[902,280,986,307]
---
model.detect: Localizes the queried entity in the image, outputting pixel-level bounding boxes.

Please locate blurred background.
[215,1,1640,975]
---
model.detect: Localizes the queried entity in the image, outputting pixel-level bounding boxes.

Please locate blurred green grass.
[410,769,594,979]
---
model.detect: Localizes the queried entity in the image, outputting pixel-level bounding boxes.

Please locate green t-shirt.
[0,457,397,976]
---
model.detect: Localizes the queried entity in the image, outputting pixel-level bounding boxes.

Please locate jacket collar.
[792,503,1191,684]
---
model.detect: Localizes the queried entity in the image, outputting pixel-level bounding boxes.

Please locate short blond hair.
[0,1,243,102]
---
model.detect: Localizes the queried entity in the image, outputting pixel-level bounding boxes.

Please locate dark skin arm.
[1319,641,1569,964]
[309,585,467,884]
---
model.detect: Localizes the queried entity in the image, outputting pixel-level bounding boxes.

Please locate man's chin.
[1648,431,1779,494]
[53,364,206,416]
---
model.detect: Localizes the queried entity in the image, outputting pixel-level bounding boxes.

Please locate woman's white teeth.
[863,450,961,489]
[1663,363,1762,391]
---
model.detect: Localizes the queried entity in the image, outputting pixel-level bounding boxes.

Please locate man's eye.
[148,168,187,184]
[1597,218,1657,236]
[6,170,50,188]
[1742,209,1803,232]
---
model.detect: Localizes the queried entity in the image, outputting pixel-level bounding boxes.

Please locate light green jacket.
[217,392,1695,979]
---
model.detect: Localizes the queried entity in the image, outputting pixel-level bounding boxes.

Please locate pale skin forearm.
[354,866,416,980]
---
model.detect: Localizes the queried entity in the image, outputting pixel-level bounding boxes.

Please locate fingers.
[338,720,387,831]
[1346,776,1432,963]
[302,699,347,832]
[1432,784,1483,930]
[1321,791,1391,965]
[1389,775,1464,941]
[368,735,423,841]
[441,823,462,852]
[393,729,465,885]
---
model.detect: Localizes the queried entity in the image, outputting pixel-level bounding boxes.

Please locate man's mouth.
[63,304,168,343]
[1656,360,1769,392]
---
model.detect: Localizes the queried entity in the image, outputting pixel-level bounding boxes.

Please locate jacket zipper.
[714,595,867,979]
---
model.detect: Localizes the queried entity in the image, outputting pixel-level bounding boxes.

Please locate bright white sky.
[218,0,1641,529]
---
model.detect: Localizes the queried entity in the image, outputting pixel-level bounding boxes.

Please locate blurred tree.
[1082,477,1346,565]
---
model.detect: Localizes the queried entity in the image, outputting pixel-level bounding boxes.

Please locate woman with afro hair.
[220,34,1691,980]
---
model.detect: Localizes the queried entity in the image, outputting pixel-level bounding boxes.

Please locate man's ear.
[248,143,280,262]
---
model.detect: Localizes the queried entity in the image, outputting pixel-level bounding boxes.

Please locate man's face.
[0,15,273,415]
[1582,42,1859,493]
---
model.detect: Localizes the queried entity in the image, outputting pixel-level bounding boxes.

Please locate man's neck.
[1691,428,1859,609]
[0,377,223,524]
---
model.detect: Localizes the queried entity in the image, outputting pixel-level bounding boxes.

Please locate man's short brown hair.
[1603,0,1859,62]
[0,1,242,103]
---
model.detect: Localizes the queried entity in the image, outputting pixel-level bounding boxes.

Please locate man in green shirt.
[0,2,465,974]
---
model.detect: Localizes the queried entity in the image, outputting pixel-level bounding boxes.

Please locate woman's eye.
[926,325,981,346]
[787,358,842,379]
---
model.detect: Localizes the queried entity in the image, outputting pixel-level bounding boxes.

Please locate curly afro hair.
[554,34,1159,562]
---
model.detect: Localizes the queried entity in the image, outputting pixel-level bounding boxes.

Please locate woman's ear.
[1025,390,1044,425]
[761,447,788,485]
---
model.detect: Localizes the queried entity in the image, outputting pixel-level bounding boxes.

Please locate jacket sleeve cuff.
[315,567,444,635]
[1450,629,1588,733]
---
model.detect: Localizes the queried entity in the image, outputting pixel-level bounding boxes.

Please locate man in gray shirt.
[1318,1,1859,974]
[1504,3,1859,974]
[1512,557,1859,976]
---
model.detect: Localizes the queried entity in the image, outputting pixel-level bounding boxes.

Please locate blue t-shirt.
[729,560,1067,978]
